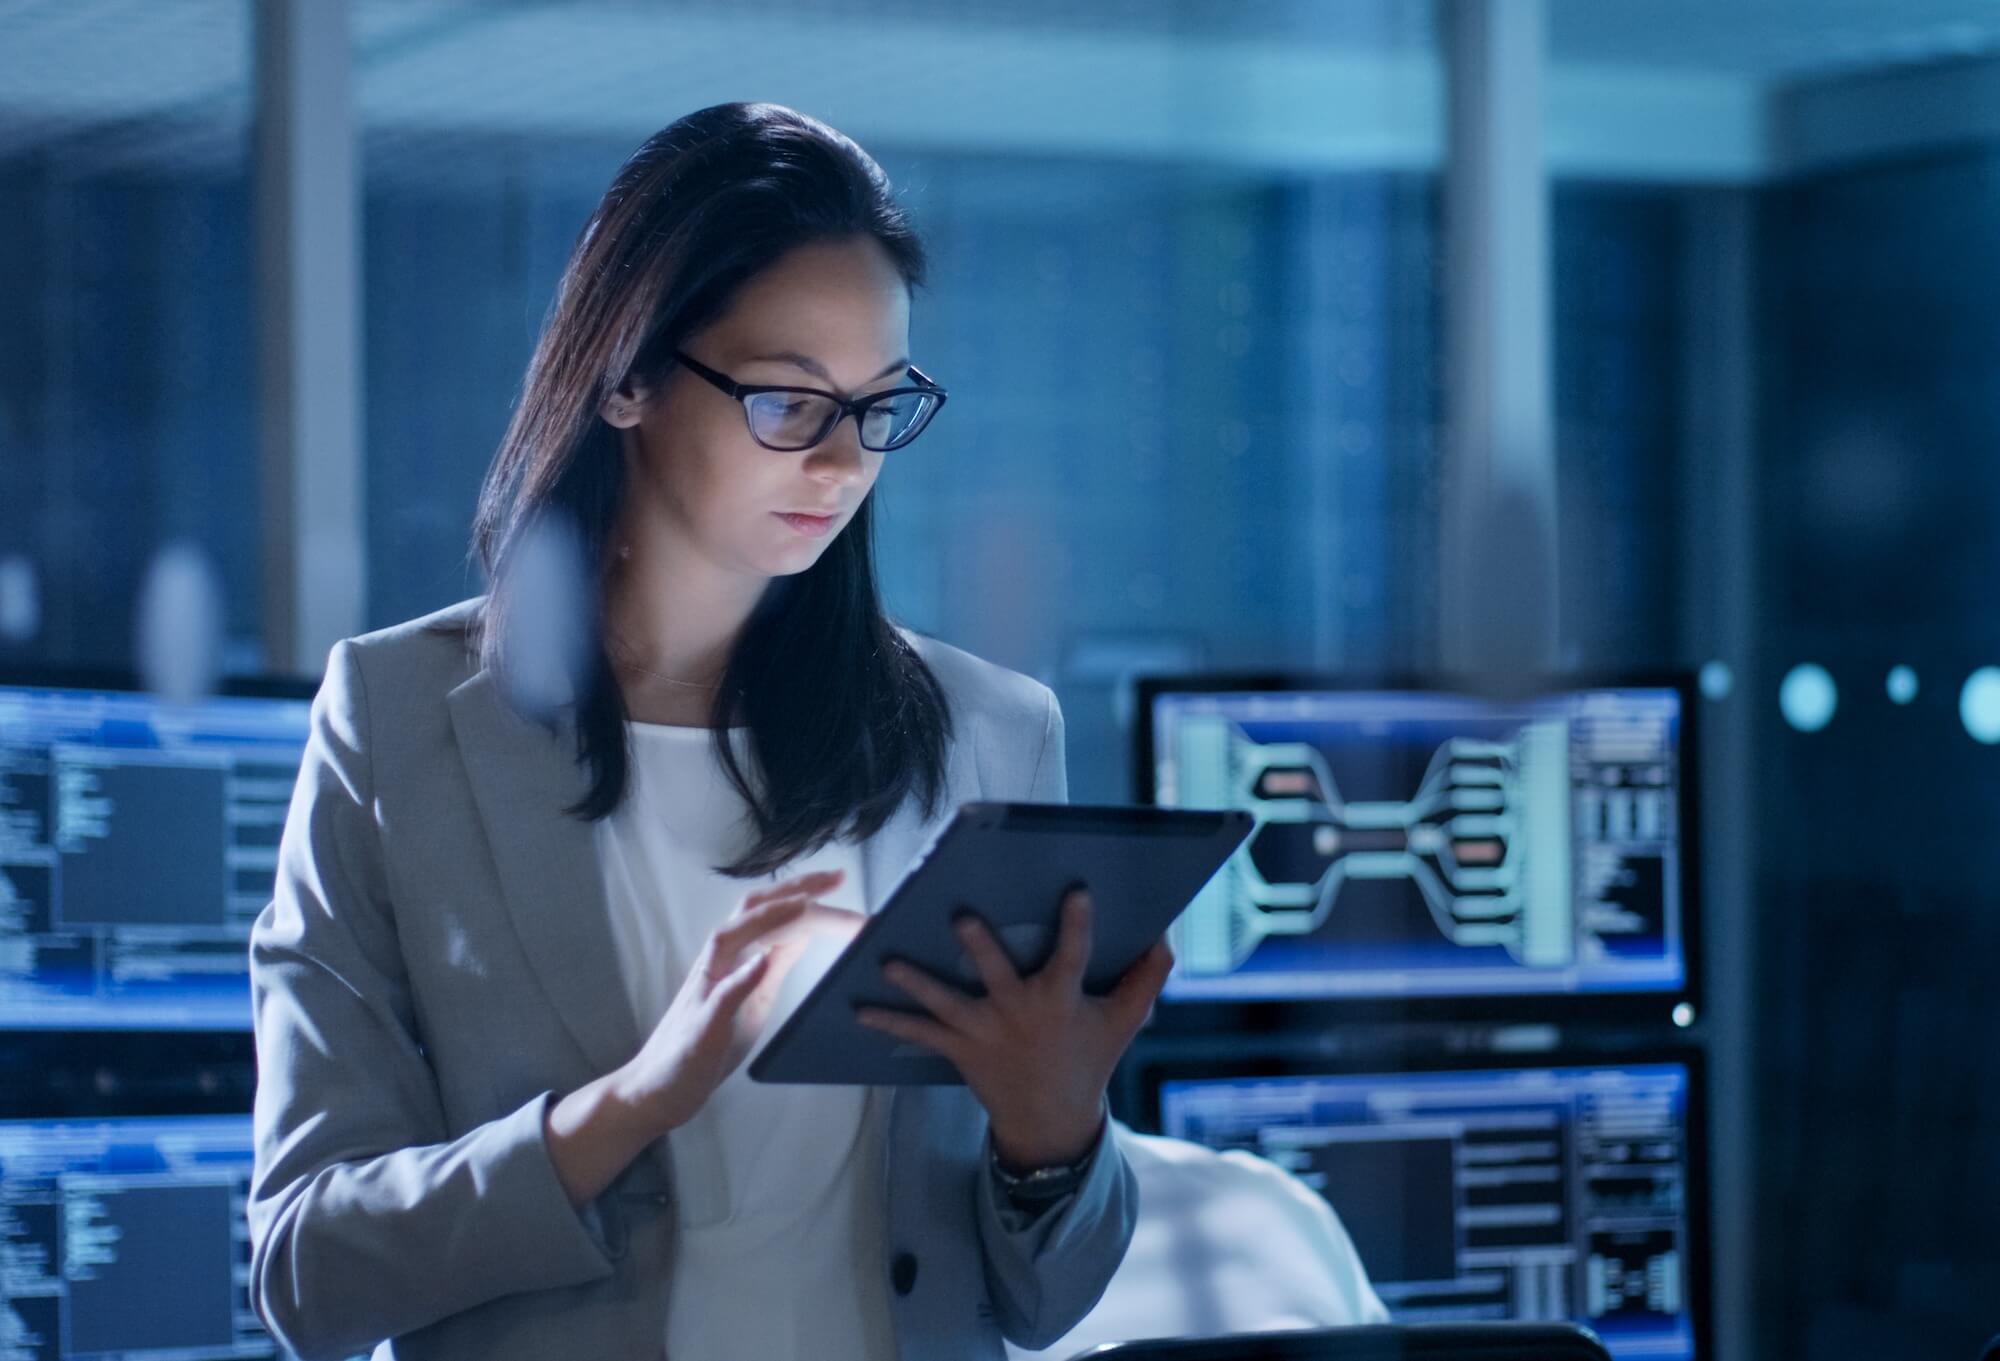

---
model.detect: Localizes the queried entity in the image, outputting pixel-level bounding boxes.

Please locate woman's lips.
[776,511,838,536]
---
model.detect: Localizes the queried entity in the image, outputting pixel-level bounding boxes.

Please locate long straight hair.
[463,102,951,877]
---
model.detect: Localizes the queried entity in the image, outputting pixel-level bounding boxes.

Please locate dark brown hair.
[466,102,951,877]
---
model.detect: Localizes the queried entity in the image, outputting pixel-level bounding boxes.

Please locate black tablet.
[749,802,1252,1086]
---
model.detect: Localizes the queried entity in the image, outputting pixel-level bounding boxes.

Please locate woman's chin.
[755,543,833,579]
[757,527,842,575]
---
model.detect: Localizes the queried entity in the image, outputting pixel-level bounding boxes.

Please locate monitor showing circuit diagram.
[1142,683,1688,1002]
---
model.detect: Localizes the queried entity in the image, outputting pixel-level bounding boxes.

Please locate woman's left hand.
[854,886,1172,1171]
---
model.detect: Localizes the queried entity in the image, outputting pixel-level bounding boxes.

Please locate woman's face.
[608,234,913,583]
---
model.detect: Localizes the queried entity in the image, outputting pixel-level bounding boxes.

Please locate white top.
[1006,1124,1390,1359]
[593,720,893,1361]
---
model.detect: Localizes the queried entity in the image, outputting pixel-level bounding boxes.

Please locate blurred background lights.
[1886,665,1919,705]
[496,509,592,721]
[1698,660,1733,701]
[0,555,39,642]
[136,542,223,704]
[1780,663,1838,732]
[1959,667,2000,744]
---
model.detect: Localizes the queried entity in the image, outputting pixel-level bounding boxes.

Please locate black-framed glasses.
[674,350,948,452]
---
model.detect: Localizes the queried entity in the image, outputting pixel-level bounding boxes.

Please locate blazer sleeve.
[974,685,1142,1349]
[246,640,616,1361]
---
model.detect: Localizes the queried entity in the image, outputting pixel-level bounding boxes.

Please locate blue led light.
[1960,668,2000,744]
[1779,663,1837,733]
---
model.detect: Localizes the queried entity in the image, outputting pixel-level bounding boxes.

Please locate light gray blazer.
[247,596,1136,1361]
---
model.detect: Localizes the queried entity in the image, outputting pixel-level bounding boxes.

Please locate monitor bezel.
[1132,670,1702,1028]
[0,664,318,702]
[0,1029,259,1119]
[1131,1041,1713,1361]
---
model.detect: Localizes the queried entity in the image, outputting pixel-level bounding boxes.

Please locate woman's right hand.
[611,866,863,1134]
[546,866,862,1207]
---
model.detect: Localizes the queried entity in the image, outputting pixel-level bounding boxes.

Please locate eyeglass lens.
[743,390,938,451]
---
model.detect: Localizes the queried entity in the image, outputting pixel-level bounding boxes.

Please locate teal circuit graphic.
[1152,690,1684,1000]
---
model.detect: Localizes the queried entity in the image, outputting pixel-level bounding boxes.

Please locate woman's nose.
[804,418,870,482]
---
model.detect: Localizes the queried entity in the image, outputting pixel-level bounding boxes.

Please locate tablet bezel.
[748,801,1252,1086]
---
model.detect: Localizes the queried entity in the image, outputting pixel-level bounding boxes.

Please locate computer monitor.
[0,1113,281,1360]
[1136,678,1694,1014]
[1150,1055,1707,1361]
[0,673,314,1029]
[1076,1323,1613,1361]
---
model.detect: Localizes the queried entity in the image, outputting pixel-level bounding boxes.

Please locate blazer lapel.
[446,669,641,1077]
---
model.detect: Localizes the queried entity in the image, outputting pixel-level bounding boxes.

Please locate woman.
[246,102,1169,1361]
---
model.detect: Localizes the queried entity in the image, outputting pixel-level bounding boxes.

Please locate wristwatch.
[990,1137,1097,1203]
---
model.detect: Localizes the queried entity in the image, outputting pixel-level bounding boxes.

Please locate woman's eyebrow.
[747,350,910,385]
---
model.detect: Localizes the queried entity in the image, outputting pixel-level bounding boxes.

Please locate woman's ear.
[601,382,650,429]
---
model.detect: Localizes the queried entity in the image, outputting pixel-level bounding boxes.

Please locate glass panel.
[1547,4,2000,1358]
[353,0,1446,801]
[0,0,257,673]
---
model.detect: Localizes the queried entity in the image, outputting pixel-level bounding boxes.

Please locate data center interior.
[5,3,2000,1360]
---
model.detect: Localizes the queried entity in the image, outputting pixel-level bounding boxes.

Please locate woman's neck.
[601,538,766,728]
